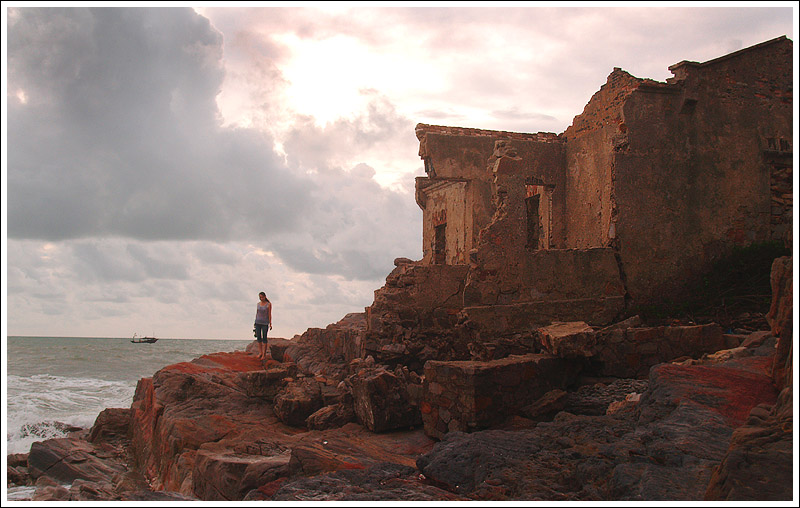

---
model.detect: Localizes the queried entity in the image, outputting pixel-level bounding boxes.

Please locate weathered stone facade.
[410,36,792,330]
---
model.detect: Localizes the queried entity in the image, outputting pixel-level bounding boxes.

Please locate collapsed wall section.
[562,68,645,249]
[362,260,470,368]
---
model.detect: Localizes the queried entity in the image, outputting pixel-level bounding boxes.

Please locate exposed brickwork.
[562,68,647,141]
[769,161,792,246]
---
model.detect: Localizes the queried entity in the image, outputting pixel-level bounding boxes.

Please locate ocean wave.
[6,374,136,455]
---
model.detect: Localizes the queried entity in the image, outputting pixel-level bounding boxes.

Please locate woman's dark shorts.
[255,323,270,343]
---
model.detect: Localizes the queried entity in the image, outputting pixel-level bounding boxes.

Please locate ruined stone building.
[360,36,793,362]
[287,36,793,442]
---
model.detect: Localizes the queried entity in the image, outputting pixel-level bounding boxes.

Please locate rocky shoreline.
[7,258,793,502]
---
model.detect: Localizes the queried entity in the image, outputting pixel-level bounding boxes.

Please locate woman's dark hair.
[259,291,270,302]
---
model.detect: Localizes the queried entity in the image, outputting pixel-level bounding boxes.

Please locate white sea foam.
[6,337,251,457]
[7,485,37,501]
[6,373,135,454]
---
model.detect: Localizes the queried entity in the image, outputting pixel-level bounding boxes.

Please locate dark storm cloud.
[7,7,308,242]
[270,161,420,280]
[7,6,422,284]
[69,241,189,283]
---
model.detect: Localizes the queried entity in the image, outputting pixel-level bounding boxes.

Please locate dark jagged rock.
[89,408,131,444]
[563,379,649,416]
[417,354,780,500]
[350,366,422,432]
[306,403,357,430]
[704,386,793,500]
[27,437,127,486]
[273,378,325,427]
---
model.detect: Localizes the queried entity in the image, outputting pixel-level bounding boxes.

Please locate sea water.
[5,335,250,498]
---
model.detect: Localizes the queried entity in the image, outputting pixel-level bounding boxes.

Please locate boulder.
[68,479,118,501]
[740,331,774,349]
[89,408,131,444]
[306,404,357,430]
[273,379,324,427]
[32,476,70,501]
[191,441,292,501]
[129,351,298,494]
[8,452,29,468]
[536,321,597,357]
[237,363,297,399]
[350,367,422,432]
[519,389,568,421]
[268,338,295,362]
[704,385,793,501]
[765,256,792,388]
[8,465,31,486]
[27,437,126,485]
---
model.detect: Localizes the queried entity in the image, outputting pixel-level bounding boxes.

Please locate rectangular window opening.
[526,195,541,250]
[434,223,447,264]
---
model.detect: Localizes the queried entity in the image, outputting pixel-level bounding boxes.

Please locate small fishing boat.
[131,333,158,344]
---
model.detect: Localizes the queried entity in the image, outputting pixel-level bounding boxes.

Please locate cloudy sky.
[3,3,796,340]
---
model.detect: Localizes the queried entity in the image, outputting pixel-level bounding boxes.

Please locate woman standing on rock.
[254,292,272,361]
